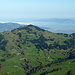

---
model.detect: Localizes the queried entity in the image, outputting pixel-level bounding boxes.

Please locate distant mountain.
[0,25,75,75]
[35,18,75,23]
[0,22,25,32]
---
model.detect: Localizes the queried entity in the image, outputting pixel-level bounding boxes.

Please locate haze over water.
[0,18,75,34]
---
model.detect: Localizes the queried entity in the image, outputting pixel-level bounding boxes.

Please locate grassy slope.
[0,55,25,75]
[35,59,75,75]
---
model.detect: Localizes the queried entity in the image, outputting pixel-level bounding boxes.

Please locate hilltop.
[0,25,75,75]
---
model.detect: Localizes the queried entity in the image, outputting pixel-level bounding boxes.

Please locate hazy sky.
[0,0,75,19]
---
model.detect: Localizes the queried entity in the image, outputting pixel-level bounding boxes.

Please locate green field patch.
[0,55,23,73]
[50,51,64,60]
[23,44,38,55]
[25,55,40,67]
[35,59,75,75]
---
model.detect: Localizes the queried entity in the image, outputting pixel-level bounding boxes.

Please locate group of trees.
[64,39,75,48]
[21,59,32,74]
[40,68,62,75]
[30,35,48,50]
[0,34,8,51]
[0,59,5,62]
[31,36,73,51]
[49,42,68,50]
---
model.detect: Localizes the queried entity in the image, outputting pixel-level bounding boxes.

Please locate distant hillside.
[0,25,75,75]
[0,22,25,32]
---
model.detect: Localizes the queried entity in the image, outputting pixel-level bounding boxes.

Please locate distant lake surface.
[0,18,75,34]
[31,21,75,34]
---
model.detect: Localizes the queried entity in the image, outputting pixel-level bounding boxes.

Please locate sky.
[0,0,75,20]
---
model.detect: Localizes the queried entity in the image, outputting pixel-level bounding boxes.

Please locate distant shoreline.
[0,22,75,34]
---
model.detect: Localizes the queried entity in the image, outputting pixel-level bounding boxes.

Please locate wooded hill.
[0,25,75,75]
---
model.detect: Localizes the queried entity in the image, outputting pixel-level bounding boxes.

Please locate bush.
[1,59,5,62]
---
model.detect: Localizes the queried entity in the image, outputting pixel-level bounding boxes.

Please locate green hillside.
[0,25,75,75]
[0,23,24,32]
